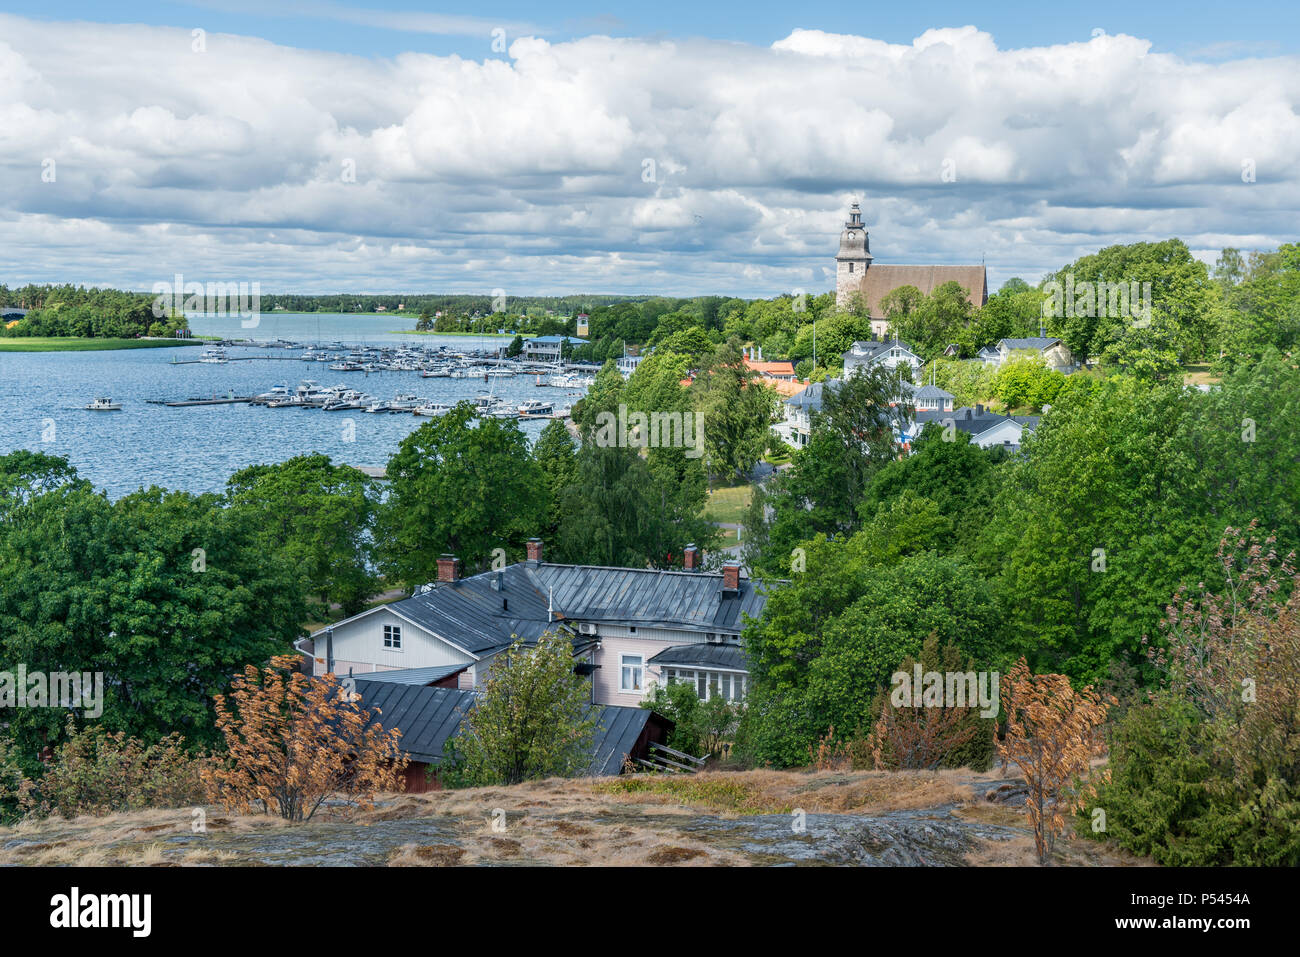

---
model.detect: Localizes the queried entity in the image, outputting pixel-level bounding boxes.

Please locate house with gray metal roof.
[992,336,1076,371]
[350,679,672,791]
[842,338,923,376]
[909,404,1039,452]
[305,540,774,708]
[780,378,838,448]
[908,381,954,412]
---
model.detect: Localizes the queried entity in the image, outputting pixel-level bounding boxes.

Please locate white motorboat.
[518,399,555,417]
[388,393,423,412]
[84,397,122,411]
[413,402,452,417]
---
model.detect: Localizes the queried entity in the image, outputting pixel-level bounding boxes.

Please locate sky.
[1,2,1298,297]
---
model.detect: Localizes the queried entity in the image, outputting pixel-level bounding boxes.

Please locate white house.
[303,541,771,707]
[842,339,924,376]
[524,335,586,362]
[991,337,1076,371]
[907,381,955,412]
[911,404,1040,452]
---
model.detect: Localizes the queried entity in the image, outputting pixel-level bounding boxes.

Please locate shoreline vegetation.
[0,337,206,352]
[388,328,513,337]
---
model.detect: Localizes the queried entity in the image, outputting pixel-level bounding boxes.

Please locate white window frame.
[620,654,644,693]
[383,624,402,650]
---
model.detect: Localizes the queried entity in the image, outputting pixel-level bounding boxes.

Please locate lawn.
[0,337,204,352]
[1182,363,1221,386]
[704,482,753,525]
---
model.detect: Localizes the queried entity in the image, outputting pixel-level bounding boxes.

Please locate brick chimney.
[526,538,543,563]
[436,554,461,583]
[721,561,740,592]
[683,543,700,571]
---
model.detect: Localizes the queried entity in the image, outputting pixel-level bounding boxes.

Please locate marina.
[2,319,594,499]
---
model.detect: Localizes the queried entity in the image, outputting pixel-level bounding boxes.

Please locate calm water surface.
[0,315,577,498]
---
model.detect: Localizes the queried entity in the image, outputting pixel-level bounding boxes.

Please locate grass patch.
[0,337,203,352]
[595,775,792,814]
[763,444,793,466]
[1182,364,1220,386]
[704,483,752,525]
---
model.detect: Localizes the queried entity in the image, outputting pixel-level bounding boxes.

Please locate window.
[620,654,643,693]
[665,668,747,702]
[848,262,854,273]
[383,624,401,649]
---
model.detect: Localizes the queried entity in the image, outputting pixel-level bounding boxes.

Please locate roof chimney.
[526,538,543,564]
[436,554,461,583]
[975,403,984,416]
[683,543,700,571]
[721,561,740,593]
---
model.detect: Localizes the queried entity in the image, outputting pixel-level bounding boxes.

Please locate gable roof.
[353,679,664,775]
[320,561,773,658]
[533,563,768,634]
[913,383,954,400]
[744,358,796,378]
[785,378,838,410]
[857,264,988,318]
[914,405,1039,439]
[999,337,1062,352]
[843,339,920,362]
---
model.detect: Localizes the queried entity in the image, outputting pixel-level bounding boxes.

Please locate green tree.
[691,340,779,480]
[533,419,578,541]
[455,635,600,785]
[226,454,381,615]
[0,467,304,755]
[754,366,909,573]
[376,402,545,583]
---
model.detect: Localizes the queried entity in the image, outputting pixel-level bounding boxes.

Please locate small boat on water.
[518,399,555,417]
[413,402,452,417]
[84,397,122,411]
[388,393,423,412]
[252,385,290,404]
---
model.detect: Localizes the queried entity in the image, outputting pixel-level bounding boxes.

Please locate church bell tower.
[835,203,872,309]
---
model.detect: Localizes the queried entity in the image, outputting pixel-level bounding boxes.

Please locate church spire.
[835,202,872,308]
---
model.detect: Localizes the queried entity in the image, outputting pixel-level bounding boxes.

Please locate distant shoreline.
[393,329,515,338]
[0,337,206,353]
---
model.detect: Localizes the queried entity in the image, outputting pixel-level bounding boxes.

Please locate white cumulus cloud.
[0,15,1297,295]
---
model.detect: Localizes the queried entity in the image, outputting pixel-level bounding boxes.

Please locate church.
[834,203,988,337]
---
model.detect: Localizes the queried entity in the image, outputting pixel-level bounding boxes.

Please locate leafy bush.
[1081,526,1300,865]
[866,636,996,772]
[641,681,739,758]
[14,718,208,820]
